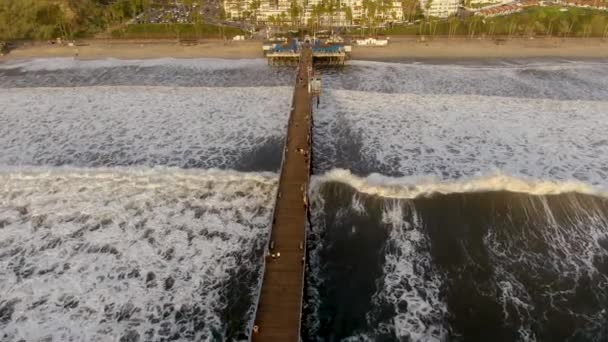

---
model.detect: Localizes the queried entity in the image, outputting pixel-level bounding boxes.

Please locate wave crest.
[312,169,605,199]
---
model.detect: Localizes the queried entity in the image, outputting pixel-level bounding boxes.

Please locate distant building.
[474,3,521,17]
[558,0,608,9]
[468,0,508,5]
[222,0,407,26]
[420,0,462,17]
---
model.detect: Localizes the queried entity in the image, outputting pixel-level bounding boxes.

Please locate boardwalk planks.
[251,46,313,342]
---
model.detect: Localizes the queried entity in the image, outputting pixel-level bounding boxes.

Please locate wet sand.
[1,37,608,62]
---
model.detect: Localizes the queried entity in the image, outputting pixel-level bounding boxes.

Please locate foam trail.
[376,201,446,341]
[305,180,448,341]
[0,167,277,341]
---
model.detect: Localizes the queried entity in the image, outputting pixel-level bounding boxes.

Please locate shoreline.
[351,37,608,61]
[1,37,608,62]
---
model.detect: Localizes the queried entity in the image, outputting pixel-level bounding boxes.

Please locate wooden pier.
[267,49,346,66]
[251,46,314,341]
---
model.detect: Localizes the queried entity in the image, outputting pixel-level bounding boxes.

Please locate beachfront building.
[222,0,406,26]
[558,0,608,9]
[419,0,461,17]
[468,0,509,5]
[474,3,521,17]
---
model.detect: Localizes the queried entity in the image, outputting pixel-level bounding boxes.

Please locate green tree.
[401,0,417,22]
[448,15,459,38]
[250,0,261,25]
[345,6,353,26]
[289,0,301,28]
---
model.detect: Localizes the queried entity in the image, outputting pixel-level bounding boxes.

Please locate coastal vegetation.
[0,0,241,41]
[0,0,144,40]
[355,7,608,38]
[1,0,607,40]
[110,23,244,39]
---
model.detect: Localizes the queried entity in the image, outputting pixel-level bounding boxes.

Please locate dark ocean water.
[1,57,608,341]
[305,182,608,341]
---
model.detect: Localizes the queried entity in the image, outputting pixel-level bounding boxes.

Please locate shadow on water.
[303,182,394,341]
[414,191,608,342]
[312,111,393,177]
[234,136,285,172]
[220,238,269,341]
[12,136,285,173]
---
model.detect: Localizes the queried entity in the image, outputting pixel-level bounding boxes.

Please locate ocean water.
[1,57,608,341]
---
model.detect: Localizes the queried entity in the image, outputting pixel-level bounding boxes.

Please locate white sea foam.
[376,201,447,341]
[334,60,608,100]
[315,89,608,186]
[306,181,447,341]
[0,167,277,341]
[312,169,607,200]
[0,86,290,169]
[0,57,267,71]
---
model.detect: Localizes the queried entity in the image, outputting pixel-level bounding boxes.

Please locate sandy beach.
[351,37,608,61]
[1,37,608,62]
[1,40,264,61]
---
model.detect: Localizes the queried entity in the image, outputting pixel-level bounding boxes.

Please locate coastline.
[351,37,608,61]
[0,40,264,61]
[1,37,608,62]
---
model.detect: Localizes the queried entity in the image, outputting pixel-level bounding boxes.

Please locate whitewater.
[1,57,608,341]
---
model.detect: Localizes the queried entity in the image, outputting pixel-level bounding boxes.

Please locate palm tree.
[558,18,570,37]
[345,6,353,27]
[280,11,287,29]
[289,0,300,29]
[546,16,556,36]
[507,18,518,39]
[448,15,459,38]
[250,0,261,26]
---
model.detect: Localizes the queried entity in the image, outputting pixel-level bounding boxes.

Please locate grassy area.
[375,7,608,37]
[111,23,245,39]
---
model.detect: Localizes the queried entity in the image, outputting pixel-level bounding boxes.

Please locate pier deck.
[267,48,346,66]
[252,46,313,341]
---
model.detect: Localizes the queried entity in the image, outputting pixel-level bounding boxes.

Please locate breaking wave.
[312,169,608,199]
[305,177,608,341]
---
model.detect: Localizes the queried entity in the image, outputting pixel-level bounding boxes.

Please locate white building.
[468,0,508,4]
[222,0,421,26]
[419,0,461,17]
